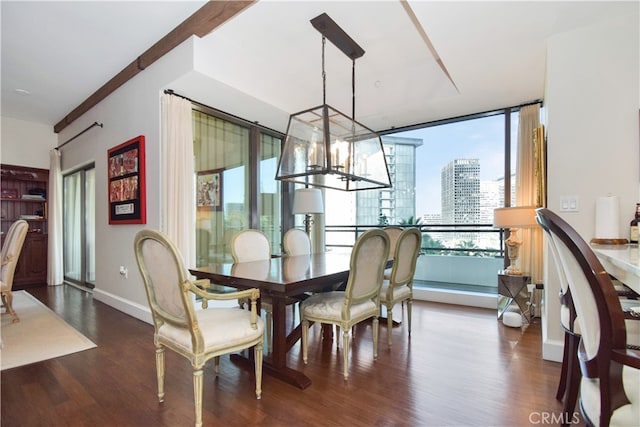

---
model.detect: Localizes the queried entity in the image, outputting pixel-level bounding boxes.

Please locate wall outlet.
[119,266,128,279]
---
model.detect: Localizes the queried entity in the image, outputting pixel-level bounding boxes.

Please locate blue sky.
[390,113,518,216]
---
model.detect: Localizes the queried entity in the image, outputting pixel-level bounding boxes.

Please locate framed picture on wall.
[108,135,146,224]
[196,169,223,211]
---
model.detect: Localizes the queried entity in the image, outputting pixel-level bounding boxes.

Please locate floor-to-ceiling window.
[323,104,543,293]
[193,107,283,265]
[63,165,95,287]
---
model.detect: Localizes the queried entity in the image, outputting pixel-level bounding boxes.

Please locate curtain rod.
[56,121,103,150]
[163,89,282,136]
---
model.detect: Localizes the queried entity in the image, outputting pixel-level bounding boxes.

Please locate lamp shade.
[493,206,538,228]
[292,188,324,214]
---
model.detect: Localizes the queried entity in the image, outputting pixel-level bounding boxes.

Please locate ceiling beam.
[54,0,256,134]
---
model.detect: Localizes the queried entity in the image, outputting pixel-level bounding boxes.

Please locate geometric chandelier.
[275,13,392,191]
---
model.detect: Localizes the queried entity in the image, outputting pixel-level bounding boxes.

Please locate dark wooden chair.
[536,208,639,426]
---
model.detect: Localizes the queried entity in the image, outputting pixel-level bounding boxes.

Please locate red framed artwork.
[108,135,146,224]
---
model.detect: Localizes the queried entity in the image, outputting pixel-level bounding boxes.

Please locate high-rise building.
[441,159,480,224]
[356,136,422,225]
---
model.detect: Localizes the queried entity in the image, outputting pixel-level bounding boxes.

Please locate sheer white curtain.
[47,149,63,286]
[516,104,542,282]
[161,93,195,265]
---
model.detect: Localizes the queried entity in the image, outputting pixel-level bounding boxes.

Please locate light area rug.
[1,290,96,370]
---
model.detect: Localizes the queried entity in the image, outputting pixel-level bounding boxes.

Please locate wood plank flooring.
[1,285,577,426]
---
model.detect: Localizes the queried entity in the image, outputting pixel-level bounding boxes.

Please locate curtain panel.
[161,93,195,266]
[516,104,542,283]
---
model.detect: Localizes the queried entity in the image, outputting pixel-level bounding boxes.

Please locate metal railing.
[325,223,506,293]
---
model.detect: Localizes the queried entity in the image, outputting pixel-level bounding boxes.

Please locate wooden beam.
[54,0,256,134]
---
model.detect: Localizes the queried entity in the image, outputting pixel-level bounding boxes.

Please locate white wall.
[53,37,199,322]
[542,12,639,361]
[0,116,56,168]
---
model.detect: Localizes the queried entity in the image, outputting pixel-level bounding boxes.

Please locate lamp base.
[504,265,524,275]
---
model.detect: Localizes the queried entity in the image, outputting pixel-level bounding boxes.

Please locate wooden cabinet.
[1,164,48,287]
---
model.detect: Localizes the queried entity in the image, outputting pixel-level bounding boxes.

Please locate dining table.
[189,251,355,389]
[591,243,640,294]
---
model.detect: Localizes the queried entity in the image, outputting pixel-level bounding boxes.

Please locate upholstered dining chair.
[283,228,311,256]
[380,227,422,347]
[542,217,640,423]
[231,229,300,352]
[1,220,29,323]
[134,229,264,427]
[382,226,403,279]
[536,208,639,427]
[300,229,390,379]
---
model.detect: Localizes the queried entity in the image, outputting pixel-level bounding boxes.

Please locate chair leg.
[193,368,204,427]
[266,309,273,353]
[562,333,581,426]
[254,343,263,399]
[556,332,571,401]
[407,299,412,337]
[213,356,220,375]
[2,291,19,323]
[342,326,350,379]
[373,317,379,360]
[155,347,165,403]
[302,319,309,364]
[387,306,394,347]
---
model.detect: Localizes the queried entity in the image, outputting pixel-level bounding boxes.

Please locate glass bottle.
[630,203,640,244]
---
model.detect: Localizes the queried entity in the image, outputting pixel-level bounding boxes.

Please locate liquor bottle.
[630,203,640,244]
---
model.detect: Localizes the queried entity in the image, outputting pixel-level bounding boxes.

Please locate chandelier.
[275,13,391,191]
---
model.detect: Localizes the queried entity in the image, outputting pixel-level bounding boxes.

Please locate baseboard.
[542,337,564,363]
[413,287,497,309]
[93,288,152,325]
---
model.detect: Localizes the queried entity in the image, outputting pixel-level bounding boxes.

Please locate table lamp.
[292,188,324,235]
[493,206,538,275]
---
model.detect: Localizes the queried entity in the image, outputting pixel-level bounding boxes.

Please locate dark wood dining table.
[189,251,354,389]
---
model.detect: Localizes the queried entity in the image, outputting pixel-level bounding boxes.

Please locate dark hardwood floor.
[1,285,578,426]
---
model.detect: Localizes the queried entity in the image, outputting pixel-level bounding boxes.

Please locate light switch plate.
[559,196,579,212]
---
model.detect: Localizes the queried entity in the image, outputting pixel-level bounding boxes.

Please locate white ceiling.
[1,1,635,134]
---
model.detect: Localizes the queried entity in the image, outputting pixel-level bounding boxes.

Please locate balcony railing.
[325,224,507,294]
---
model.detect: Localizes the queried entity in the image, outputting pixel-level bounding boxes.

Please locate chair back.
[231,229,271,262]
[388,228,422,288]
[283,228,311,256]
[134,229,201,349]
[345,229,390,306]
[1,220,28,286]
[536,208,631,424]
[541,227,578,333]
[383,226,403,261]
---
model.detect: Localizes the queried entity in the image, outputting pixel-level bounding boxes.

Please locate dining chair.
[382,226,403,279]
[543,219,640,423]
[536,208,639,427]
[231,229,299,352]
[380,227,422,347]
[300,229,390,379]
[283,228,311,256]
[0,220,29,323]
[134,229,264,427]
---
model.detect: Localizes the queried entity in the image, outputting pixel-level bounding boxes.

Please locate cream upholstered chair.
[380,227,421,347]
[1,220,29,323]
[301,229,389,379]
[283,228,311,256]
[543,218,640,424]
[536,208,640,427]
[382,226,403,279]
[231,229,285,352]
[134,229,264,427]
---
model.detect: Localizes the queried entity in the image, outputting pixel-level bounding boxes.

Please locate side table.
[497,270,531,323]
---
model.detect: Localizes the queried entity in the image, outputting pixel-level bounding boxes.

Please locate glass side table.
[497,270,531,323]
